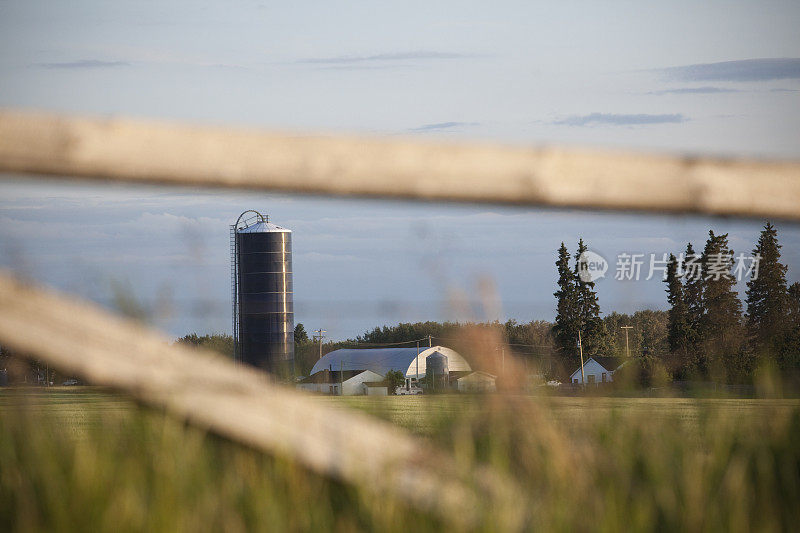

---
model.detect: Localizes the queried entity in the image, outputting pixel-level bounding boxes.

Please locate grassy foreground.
[1,388,799,531]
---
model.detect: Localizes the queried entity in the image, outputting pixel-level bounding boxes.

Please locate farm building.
[297,369,384,395]
[363,382,389,396]
[570,357,623,385]
[311,346,471,391]
[457,371,497,393]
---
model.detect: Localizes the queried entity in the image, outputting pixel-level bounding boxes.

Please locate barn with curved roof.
[310,346,471,380]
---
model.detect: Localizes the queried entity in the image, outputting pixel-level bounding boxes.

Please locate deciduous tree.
[384,369,405,395]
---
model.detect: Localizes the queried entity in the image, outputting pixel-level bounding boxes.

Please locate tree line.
[552,222,800,385]
[664,223,800,382]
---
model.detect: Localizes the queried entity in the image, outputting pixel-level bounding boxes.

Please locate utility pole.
[313,329,326,360]
[620,326,633,358]
[428,335,432,348]
[578,330,586,389]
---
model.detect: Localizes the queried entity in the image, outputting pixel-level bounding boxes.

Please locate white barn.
[569,357,622,385]
[311,346,471,390]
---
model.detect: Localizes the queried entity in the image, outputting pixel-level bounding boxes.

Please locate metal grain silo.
[425,351,449,391]
[231,210,293,377]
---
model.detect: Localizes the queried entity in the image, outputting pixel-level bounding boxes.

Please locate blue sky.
[1,1,799,339]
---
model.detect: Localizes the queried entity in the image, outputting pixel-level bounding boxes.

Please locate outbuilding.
[363,382,389,396]
[296,369,384,395]
[311,346,471,392]
[457,371,497,393]
[569,357,622,385]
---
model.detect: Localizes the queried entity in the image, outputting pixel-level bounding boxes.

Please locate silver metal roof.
[310,346,471,378]
[237,221,291,233]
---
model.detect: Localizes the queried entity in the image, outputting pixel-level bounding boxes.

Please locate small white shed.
[457,371,497,393]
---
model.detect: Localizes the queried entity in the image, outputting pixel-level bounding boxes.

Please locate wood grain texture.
[1,110,799,219]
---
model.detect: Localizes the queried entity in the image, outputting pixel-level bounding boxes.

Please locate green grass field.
[1,387,799,531]
[0,387,134,434]
[4,387,798,436]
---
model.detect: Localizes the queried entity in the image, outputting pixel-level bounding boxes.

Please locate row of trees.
[174,327,325,377]
[665,223,800,382]
[174,333,234,358]
[553,224,800,385]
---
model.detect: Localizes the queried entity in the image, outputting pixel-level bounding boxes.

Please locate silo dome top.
[234,210,291,233]
[237,221,291,234]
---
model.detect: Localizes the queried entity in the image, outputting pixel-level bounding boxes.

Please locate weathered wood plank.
[1,110,799,219]
[0,271,523,529]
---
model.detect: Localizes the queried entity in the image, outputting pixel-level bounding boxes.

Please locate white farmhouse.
[569,357,622,385]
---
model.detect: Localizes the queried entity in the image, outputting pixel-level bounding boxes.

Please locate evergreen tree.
[789,282,800,329]
[700,231,745,379]
[664,253,693,377]
[294,323,310,345]
[678,242,706,377]
[777,282,800,373]
[553,242,580,366]
[745,222,789,358]
[683,242,704,332]
[574,239,600,323]
[574,239,609,356]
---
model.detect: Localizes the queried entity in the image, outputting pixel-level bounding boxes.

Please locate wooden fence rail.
[1,109,799,528]
[0,271,524,529]
[1,109,799,220]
